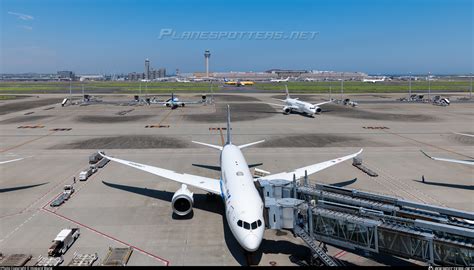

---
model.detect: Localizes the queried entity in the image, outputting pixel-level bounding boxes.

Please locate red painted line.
[41,205,169,266]
[334,250,347,258]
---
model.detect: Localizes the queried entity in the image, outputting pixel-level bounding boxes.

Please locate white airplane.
[150,93,203,109]
[362,76,386,83]
[0,157,24,165]
[270,77,290,83]
[268,85,332,116]
[100,105,363,253]
[175,78,191,83]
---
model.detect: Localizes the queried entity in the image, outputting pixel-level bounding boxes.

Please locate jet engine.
[283,106,292,114]
[171,184,194,216]
[315,107,322,113]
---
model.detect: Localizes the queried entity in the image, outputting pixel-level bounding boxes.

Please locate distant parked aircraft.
[270,77,290,83]
[224,78,255,86]
[362,76,386,83]
[151,93,204,109]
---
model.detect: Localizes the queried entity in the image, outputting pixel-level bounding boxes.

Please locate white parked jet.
[100,106,362,253]
[420,133,474,165]
[362,76,386,83]
[270,77,290,83]
[151,93,203,109]
[268,85,332,116]
[175,78,191,83]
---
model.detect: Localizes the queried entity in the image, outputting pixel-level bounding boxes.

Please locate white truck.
[48,228,80,256]
[63,185,75,198]
[79,168,93,181]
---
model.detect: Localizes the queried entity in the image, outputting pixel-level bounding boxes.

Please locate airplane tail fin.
[285,85,290,99]
[226,105,232,144]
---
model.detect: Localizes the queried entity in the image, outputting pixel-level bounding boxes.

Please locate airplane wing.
[100,153,222,194]
[314,101,332,106]
[454,132,474,138]
[0,157,24,165]
[266,102,298,110]
[180,100,203,104]
[257,149,363,181]
[420,150,473,165]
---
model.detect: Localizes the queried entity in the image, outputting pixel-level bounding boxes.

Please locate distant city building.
[57,71,76,81]
[127,58,166,81]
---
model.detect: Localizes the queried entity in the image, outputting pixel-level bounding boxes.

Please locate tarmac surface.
[0,93,472,266]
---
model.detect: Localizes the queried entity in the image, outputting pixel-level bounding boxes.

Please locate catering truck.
[48,228,80,256]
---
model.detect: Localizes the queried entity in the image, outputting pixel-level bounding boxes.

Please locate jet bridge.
[259,176,474,266]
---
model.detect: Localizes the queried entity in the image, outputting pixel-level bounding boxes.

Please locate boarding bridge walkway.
[258,176,474,266]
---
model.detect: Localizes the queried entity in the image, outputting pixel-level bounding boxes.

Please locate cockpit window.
[236,171,244,176]
[237,220,242,227]
[243,222,250,230]
[257,220,262,227]
[251,222,257,230]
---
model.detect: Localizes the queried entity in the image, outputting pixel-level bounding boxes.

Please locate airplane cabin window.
[236,171,244,176]
[251,221,257,230]
[243,222,250,230]
[237,220,242,227]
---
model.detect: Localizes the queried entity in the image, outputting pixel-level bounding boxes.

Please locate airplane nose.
[243,234,261,252]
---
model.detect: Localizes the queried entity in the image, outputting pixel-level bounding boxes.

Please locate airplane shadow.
[101,181,223,215]
[102,181,252,264]
[412,179,474,191]
[0,182,48,193]
[330,178,357,187]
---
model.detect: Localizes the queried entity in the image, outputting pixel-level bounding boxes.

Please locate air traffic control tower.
[204,50,211,77]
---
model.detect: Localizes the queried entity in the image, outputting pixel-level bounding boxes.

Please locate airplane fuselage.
[284,98,319,115]
[219,144,264,252]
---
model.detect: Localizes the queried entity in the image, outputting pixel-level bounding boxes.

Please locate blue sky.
[1,0,472,74]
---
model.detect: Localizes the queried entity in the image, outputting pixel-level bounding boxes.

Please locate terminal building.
[192,69,368,81]
[57,71,76,81]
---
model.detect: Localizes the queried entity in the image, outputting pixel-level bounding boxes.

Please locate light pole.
[409,72,412,97]
[340,73,344,100]
[428,72,431,100]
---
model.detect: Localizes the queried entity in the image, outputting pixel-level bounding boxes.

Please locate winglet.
[192,141,223,151]
[420,150,433,160]
[238,140,265,149]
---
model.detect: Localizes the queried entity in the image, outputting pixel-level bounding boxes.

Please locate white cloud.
[8,11,34,21]
[18,25,33,31]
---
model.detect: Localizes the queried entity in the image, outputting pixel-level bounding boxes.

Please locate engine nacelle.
[171,184,194,216]
[283,106,292,114]
[315,107,322,113]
